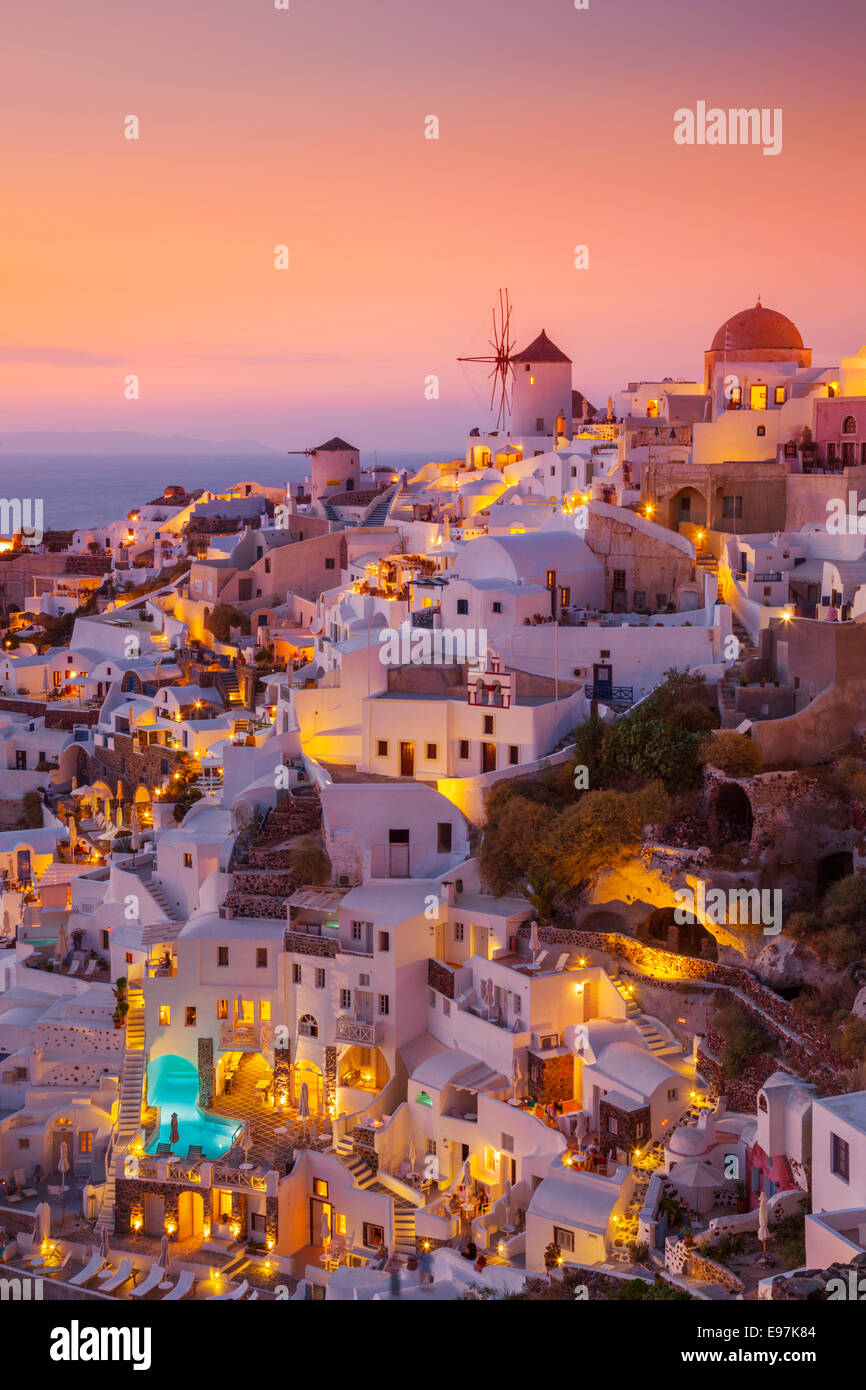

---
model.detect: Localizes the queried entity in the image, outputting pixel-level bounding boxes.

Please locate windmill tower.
[459,291,573,445]
[458,288,516,433]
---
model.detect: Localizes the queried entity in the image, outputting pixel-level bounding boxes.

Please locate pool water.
[145,1054,238,1159]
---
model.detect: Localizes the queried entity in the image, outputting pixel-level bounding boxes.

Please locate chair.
[66,959,80,976]
[129,1263,168,1298]
[156,1143,172,1156]
[83,959,97,977]
[68,1252,107,1286]
[186,1145,204,1162]
[208,1277,249,1301]
[43,1250,73,1278]
[161,1268,195,1301]
[15,1169,37,1198]
[101,1258,138,1292]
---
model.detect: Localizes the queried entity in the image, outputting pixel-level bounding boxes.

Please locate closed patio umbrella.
[321,1209,331,1249]
[511,1054,521,1102]
[298,1083,310,1138]
[58,1141,70,1193]
[159,1233,169,1268]
[240,1121,252,1162]
[502,1179,514,1233]
[100,1224,110,1260]
[130,806,141,864]
[54,920,69,961]
[758,1190,770,1257]
[32,1206,43,1250]
[169,1112,180,1152]
[408,1134,417,1178]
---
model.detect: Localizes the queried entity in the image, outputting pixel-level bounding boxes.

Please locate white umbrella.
[54,920,69,961]
[408,1134,417,1177]
[159,1233,169,1268]
[321,1209,331,1249]
[298,1083,310,1137]
[528,921,539,955]
[511,1054,521,1101]
[758,1190,770,1256]
[502,1179,514,1233]
[58,1141,70,1193]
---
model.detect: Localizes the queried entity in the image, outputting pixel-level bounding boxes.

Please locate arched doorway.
[816,851,853,899]
[134,783,153,828]
[177,1189,204,1241]
[712,782,754,845]
[640,906,718,960]
[671,487,707,528]
[293,1059,324,1113]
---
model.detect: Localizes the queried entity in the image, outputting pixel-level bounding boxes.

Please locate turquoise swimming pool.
[145,1054,238,1159]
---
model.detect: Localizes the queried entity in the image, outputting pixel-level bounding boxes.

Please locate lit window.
[159,1005,171,1026]
[79,1131,94,1154]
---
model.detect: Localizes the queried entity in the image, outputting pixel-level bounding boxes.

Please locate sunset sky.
[4,0,866,451]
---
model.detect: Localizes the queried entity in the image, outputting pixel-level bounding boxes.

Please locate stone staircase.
[146,879,182,921]
[96,986,146,1235]
[718,618,759,724]
[334,1138,378,1190]
[695,548,718,577]
[634,1018,668,1054]
[392,1201,417,1258]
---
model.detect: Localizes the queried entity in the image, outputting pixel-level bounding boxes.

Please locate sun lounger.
[186,1145,204,1162]
[66,959,80,976]
[83,959,97,977]
[68,1252,107,1286]
[246,1289,259,1300]
[129,1263,168,1298]
[161,1268,195,1300]
[43,1251,73,1277]
[100,1258,138,1292]
[207,1277,249,1301]
[156,1143,172,1155]
[15,1168,37,1198]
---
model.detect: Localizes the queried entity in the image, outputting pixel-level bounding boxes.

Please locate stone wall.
[599,1098,651,1153]
[284,932,337,959]
[527,1050,574,1105]
[428,958,456,999]
[92,732,187,800]
[198,1036,214,1109]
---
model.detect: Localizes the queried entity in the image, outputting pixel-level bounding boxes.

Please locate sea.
[0,451,441,532]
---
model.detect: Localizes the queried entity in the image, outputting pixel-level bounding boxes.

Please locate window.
[325,557,335,569]
[536,417,544,433]
[159,1005,171,1026]
[378,994,390,1016]
[313,1178,329,1198]
[722,495,743,519]
[79,1131,94,1155]
[217,999,228,1019]
[437,821,452,853]
[757,425,766,437]
[842,415,857,435]
[655,595,666,610]
[125,952,134,965]
[377,931,390,953]
[453,922,464,942]
[256,948,268,969]
[553,1226,575,1252]
[251,1212,266,1234]
[17,1137,30,1150]
[260,1000,271,1021]
[667,1087,679,1101]
[339,988,352,1008]
[456,598,469,615]
[459,739,470,760]
[442,998,451,1016]
[363,1223,384,1248]
[183,853,193,868]
[545,569,556,590]
[831,1133,850,1181]
[185,1006,197,1027]
[609,1115,618,1135]
[351,923,363,941]
[377,739,388,757]
[315,967,326,987]
[750,384,767,411]
[613,570,626,591]
[483,715,494,735]
[509,745,519,765]
[775,386,786,404]
[426,742,438,760]
[293,963,302,984]
[299,1013,318,1037]
[492,601,502,614]
[633,590,646,609]
[217,946,229,967]
[730,386,742,405]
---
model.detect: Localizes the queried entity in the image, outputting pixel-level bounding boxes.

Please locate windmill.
[458,288,516,432]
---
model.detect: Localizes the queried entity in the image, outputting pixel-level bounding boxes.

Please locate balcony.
[218,1021,272,1051]
[336,1015,384,1046]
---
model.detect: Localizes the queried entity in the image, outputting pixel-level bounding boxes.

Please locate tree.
[553,782,670,891]
[700,731,763,778]
[479,795,556,896]
[711,1000,775,1079]
[207,603,250,643]
[21,790,43,829]
[289,834,331,886]
[840,1017,866,1064]
[518,868,565,921]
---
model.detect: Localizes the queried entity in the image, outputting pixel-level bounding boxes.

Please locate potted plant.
[112,977,129,1030]
[406,1253,419,1272]
[543,1239,562,1272]
[474,1252,487,1272]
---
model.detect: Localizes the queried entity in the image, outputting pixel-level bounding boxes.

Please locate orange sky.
[4,0,866,449]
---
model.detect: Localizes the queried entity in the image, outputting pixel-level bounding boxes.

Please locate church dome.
[710,300,804,353]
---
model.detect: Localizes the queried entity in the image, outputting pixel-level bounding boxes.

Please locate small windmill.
[458,288,516,431]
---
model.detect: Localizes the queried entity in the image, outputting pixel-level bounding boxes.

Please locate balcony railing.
[336,1015,384,1046]
[218,1021,272,1051]
[585,685,634,704]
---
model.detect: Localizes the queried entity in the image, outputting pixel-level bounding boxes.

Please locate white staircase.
[392,1201,416,1259]
[147,880,181,921]
[96,986,146,1234]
